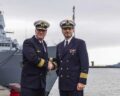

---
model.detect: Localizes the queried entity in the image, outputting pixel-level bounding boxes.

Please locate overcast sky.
[0,0,120,65]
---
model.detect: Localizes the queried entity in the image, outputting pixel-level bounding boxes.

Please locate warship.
[0,11,57,95]
[0,6,76,95]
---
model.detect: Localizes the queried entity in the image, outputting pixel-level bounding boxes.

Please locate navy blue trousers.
[59,90,83,96]
[21,87,45,96]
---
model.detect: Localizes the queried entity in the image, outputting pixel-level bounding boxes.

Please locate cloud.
[1,0,120,48]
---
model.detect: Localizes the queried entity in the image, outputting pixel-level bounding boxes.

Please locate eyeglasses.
[36,29,46,32]
[62,27,73,30]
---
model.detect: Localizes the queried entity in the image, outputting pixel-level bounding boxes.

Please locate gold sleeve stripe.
[80,73,88,79]
[37,58,45,67]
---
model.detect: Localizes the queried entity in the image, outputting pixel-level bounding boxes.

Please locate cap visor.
[62,26,73,28]
[36,27,46,30]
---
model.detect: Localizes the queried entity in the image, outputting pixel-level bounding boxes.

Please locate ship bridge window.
[6,43,10,46]
[0,25,3,29]
[0,43,10,47]
[0,43,3,46]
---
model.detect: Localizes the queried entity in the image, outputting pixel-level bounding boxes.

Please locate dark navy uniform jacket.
[21,36,48,89]
[56,37,89,91]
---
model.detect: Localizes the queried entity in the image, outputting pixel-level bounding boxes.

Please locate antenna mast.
[72,6,75,37]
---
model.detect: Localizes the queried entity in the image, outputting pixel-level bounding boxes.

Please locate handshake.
[48,57,57,70]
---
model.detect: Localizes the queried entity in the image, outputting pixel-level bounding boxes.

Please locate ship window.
[0,43,2,46]
[1,43,4,46]
[0,43,10,47]
[8,43,10,46]
[5,43,10,46]
[5,43,7,46]
[7,43,10,46]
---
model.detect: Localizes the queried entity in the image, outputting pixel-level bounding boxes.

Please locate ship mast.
[72,6,75,37]
[0,11,6,39]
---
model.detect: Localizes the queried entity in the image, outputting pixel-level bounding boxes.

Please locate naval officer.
[21,20,53,96]
[55,19,89,96]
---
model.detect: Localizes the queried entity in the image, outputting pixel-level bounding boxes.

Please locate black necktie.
[42,42,46,52]
[40,41,46,52]
[65,40,68,47]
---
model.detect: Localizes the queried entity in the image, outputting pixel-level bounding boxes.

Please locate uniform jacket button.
[61,67,63,70]
[60,74,63,78]
[60,60,63,63]
[40,73,43,76]
[66,75,70,78]
[66,60,69,63]
[66,67,69,70]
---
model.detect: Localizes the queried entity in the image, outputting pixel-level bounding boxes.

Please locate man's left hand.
[77,83,85,91]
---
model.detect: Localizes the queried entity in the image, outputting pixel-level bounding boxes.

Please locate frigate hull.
[0,50,22,86]
[0,46,57,94]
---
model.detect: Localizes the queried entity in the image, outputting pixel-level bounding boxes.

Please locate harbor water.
[50,68,120,96]
[0,68,120,96]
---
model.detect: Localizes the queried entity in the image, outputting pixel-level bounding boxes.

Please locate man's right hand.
[77,83,85,91]
[48,61,54,70]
